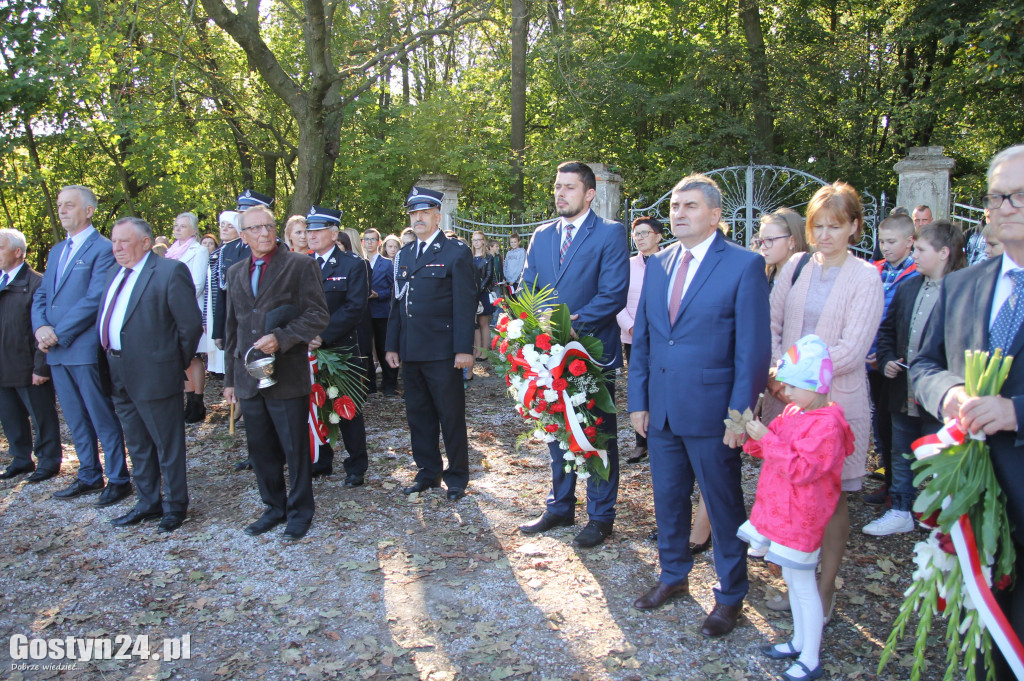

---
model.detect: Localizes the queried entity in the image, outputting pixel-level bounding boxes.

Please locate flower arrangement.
[489,286,615,481]
[880,349,1019,681]
[309,347,367,445]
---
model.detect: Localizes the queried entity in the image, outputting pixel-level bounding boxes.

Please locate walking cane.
[229,402,235,436]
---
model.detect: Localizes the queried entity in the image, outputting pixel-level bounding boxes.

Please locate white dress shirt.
[58,226,97,277]
[666,230,717,307]
[560,210,592,250]
[100,252,151,352]
[1,262,24,289]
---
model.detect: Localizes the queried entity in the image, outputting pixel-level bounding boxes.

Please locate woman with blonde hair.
[167,212,212,423]
[766,182,883,622]
[470,230,496,362]
[284,215,308,253]
[756,207,809,291]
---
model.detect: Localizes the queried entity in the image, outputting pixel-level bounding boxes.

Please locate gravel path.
[0,363,942,680]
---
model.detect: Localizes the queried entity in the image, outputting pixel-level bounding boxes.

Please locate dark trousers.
[401,359,469,490]
[546,382,620,523]
[240,393,314,528]
[622,344,646,448]
[868,370,892,486]
[50,363,129,485]
[367,317,398,391]
[313,413,369,476]
[647,423,748,605]
[108,356,189,513]
[0,382,61,471]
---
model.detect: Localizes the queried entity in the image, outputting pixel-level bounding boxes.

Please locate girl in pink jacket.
[739,334,855,681]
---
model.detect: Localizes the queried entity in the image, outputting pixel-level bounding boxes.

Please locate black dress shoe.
[95,482,133,507]
[344,474,364,488]
[233,459,253,471]
[648,529,658,541]
[0,463,35,479]
[111,507,163,527]
[690,536,713,555]
[157,513,186,533]
[573,520,613,547]
[626,447,648,464]
[245,515,285,536]
[53,479,104,499]
[382,387,397,397]
[701,602,743,637]
[402,481,440,495]
[446,488,466,501]
[282,525,309,541]
[27,469,59,483]
[633,580,689,609]
[519,511,575,534]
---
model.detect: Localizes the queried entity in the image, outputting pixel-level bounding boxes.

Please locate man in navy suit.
[31,185,131,506]
[306,206,371,485]
[362,228,398,396]
[102,218,203,533]
[628,174,770,637]
[912,145,1024,680]
[385,187,476,501]
[518,161,629,548]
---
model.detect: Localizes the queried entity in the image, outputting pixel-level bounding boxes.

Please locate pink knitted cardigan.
[768,251,883,486]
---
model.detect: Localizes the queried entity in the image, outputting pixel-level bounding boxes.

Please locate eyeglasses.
[241,223,275,233]
[751,235,788,249]
[632,230,657,239]
[982,192,1024,210]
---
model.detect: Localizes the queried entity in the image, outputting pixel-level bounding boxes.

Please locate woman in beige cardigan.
[767,182,884,621]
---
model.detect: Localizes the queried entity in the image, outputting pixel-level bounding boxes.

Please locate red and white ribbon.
[913,421,1024,676]
[308,353,326,463]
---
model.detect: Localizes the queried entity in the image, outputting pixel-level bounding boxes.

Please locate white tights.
[782,565,822,677]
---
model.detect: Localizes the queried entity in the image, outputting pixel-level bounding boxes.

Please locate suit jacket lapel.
[318,247,340,281]
[55,234,89,293]
[254,250,286,303]
[556,212,594,281]
[672,233,723,326]
[407,234,445,276]
[121,256,157,327]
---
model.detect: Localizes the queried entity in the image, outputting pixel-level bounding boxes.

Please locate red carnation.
[505,375,512,386]
[519,312,528,320]
[586,399,596,409]
[552,378,568,392]
[595,416,603,425]
[500,340,509,354]
[334,396,356,420]
[535,334,552,351]
[937,532,956,555]
[996,574,1013,591]
[544,423,559,433]
[491,335,500,350]
[569,359,587,376]
[536,400,548,411]
[493,297,504,307]
[311,383,327,407]
[550,403,565,413]
[496,316,509,332]
[584,426,597,438]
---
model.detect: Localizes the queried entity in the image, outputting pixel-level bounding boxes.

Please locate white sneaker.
[862,509,915,536]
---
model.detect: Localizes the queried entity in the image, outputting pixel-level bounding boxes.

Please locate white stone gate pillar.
[586,163,623,223]
[416,174,463,232]
[893,146,956,220]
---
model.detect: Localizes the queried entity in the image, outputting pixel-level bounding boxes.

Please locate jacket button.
[668,340,675,346]
[251,329,258,334]
[253,308,258,313]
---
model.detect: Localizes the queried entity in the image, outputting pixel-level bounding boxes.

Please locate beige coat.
[768,251,883,487]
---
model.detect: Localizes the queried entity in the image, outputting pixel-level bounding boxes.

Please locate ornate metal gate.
[628,164,882,259]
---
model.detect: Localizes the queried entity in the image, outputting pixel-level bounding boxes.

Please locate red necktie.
[668,251,694,323]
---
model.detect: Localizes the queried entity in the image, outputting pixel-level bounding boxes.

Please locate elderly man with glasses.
[222,205,329,542]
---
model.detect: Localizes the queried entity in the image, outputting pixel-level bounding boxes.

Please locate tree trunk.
[22,117,59,241]
[738,0,775,158]
[290,115,334,216]
[510,0,528,220]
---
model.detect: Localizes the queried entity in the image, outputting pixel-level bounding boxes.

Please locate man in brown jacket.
[0,229,61,481]
[223,205,329,541]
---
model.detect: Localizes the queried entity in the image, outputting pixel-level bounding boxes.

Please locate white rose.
[577,470,591,481]
[534,429,546,441]
[543,389,558,402]
[506,319,525,340]
[328,413,341,424]
[327,386,340,399]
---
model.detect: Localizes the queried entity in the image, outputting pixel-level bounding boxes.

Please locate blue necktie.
[251,259,264,296]
[57,241,73,279]
[0,272,8,291]
[989,269,1024,352]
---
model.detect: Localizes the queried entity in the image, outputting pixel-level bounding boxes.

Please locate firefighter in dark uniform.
[212,190,273,472]
[385,187,476,500]
[304,206,371,485]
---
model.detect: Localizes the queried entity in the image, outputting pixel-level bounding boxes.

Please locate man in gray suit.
[101,218,202,533]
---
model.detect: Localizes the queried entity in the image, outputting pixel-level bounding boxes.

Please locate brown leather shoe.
[701,602,743,637]
[633,581,689,610]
